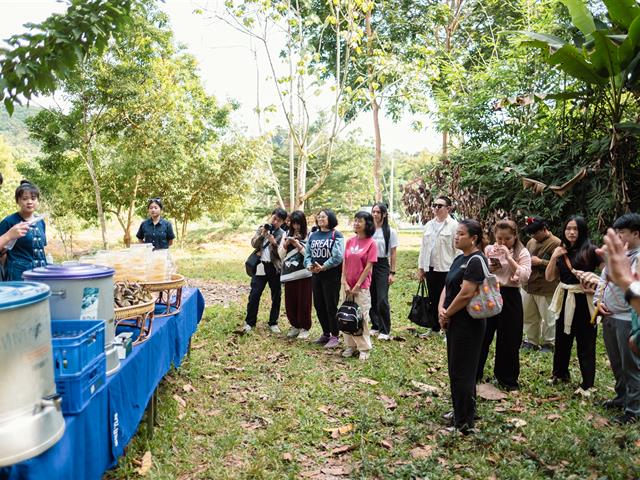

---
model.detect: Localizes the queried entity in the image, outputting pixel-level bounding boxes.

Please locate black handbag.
[244,250,261,276]
[336,296,363,335]
[408,280,438,329]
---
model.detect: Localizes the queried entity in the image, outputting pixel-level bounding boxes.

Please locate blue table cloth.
[1,287,205,480]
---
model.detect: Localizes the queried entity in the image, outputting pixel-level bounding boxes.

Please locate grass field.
[106,234,640,479]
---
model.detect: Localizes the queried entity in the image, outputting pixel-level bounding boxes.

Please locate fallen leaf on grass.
[136,450,152,476]
[380,439,393,449]
[585,413,609,428]
[510,406,525,413]
[359,377,379,385]
[410,381,441,396]
[494,406,508,413]
[299,470,322,478]
[509,418,527,428]
[410,445,434,459]
[206,409,222,417]
[331,445,356,455]
[173,394,186,408]
[223,366,245,373]
[546,414,562,421]
[321,465,353,475]
[282,452,293,461]
[574,387,592,397]
[324,424,354,439]
[318,405,330,414]
[201,374,218,380]
[191,343,205,350]
[182,383,196,393]
[511,434,527,443]
[378,395,398,410]
[477,383,507,401]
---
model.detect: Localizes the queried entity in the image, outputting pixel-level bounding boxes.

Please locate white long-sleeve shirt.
[418,216,460,272]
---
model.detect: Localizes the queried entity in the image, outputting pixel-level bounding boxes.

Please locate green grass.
[107,242,640,479]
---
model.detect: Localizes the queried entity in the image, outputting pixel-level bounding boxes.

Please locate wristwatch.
[624,281,640,303]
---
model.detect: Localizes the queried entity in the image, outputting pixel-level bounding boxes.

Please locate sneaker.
[359,351,370,361]
[418,330,433,339]
[602,399,624,411]
[314,334,330,345]
[370,329,380,336]
[377,333,391,341]
[241,324,252,333]
[521,341,539,351]
[287,327,301,338]
[540,344,554,353]
[269,325,281,334]
[297,329,310,339]
[614,412,639,425]
[342,347,357,358]
[324,335,340,349]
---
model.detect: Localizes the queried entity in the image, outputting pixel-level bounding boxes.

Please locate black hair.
[613,213,640,233]
[15,180,40,202]
[523,216,548,235]
[272,208,288,221]
[561,215,594,265]
[288,210,308,238]
[436,195,452,207]
[459,219,487,250]
[372,202,391,254]
[148,197,163,210]
[354,211,376,238]
[318,208,338,230]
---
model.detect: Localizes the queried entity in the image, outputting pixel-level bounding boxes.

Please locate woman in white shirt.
[418,195,459,332]
[370,203,399,340]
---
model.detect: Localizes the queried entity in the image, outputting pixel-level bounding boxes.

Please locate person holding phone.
[521,217,561,352]
[0,180,48,281]
[477,220,531,391]
[304,209,344,348]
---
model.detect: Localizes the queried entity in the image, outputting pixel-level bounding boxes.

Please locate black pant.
[312,266,341,336]
[244,262,281,327]
[370,257,391,334]
[553,291,597,389]
[476,287,523,389]
[447,312,486,429]
[426,269,447,332]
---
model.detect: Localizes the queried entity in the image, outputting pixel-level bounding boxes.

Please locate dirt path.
[187,278,249,307]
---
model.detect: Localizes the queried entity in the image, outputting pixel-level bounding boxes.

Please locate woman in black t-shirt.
[438,219,487,434]
[545,216,602,390]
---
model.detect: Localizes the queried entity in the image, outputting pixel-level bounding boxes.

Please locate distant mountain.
[0,105,42,157]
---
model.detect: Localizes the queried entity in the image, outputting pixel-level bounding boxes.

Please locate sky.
[0,0,441,154]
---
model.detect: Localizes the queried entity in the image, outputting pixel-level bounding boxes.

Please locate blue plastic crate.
[55,353,106,414]
[51,319,105,376]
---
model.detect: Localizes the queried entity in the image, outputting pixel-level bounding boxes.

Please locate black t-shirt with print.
[443,251,487,309]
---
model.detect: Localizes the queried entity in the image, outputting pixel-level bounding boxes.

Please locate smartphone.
[489,257,501,268]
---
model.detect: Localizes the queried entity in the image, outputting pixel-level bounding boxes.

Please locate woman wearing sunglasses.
[418,195,460,333]
[136,197,175,250]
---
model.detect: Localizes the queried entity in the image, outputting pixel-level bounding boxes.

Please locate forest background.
[1,0,640,254]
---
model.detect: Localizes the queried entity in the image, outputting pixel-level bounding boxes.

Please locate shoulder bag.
[466,255,503,319]
[281,240,313,283]
[408,280,438,328]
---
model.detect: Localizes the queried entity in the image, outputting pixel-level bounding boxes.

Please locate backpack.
[336,296,363,335]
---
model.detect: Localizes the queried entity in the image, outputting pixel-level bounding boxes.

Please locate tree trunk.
[442,130,449,158]
[366,9,383,202]
[123,174,141,247]
[84,140,108,249]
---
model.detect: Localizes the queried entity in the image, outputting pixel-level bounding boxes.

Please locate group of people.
[244,198,640,435]
[0,179,175,282]
[242,204,398,361]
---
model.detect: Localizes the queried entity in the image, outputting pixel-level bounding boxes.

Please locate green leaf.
[548,44,607,85]
[561,0,596,35]
[619,15,640,66]
[509,31,567,51]
[4,97,14,116]
[591,31,621,78]
[602,0,640,30]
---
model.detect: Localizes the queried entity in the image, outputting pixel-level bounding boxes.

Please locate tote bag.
[408,280,438,328]
[466,255,503,319]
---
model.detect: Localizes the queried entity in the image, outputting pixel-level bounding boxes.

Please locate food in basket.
[113,281,153,308]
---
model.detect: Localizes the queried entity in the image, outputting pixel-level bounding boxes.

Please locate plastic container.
[55,353,106,414]
[51,319,106,376]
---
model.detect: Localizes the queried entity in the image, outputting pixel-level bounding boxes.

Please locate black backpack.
[336,297,363,335]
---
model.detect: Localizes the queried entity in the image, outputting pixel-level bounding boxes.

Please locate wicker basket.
[114,299,156,320]
[114,299,155,345]
[140,274,186,317]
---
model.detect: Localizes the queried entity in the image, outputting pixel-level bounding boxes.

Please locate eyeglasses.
[149,197,161,202]
[432,204,447,209]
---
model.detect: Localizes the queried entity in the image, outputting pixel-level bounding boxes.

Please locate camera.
[263,223,275,233]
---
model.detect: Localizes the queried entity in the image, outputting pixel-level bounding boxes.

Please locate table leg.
[187,339,192,360]
[146,389,156,440]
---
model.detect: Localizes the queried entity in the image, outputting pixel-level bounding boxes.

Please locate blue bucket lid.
[23,262,115,280]
[0,282,51,310]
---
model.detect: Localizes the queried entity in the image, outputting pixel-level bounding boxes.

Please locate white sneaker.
[269,325,281,334]
[297,329,310,339]
[378,333,391,341]
[359,351,370,361]
[370,329,379,336]
[287,327,301,338]
[241,324,252,333]
[342,347,357,358]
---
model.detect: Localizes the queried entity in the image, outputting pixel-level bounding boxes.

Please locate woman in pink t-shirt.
[341,211,378,361]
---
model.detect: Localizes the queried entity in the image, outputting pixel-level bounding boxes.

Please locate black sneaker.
[602,399,624,411]
[540,344,554,353]
[614,412,639,425]
[521,341,540,351]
